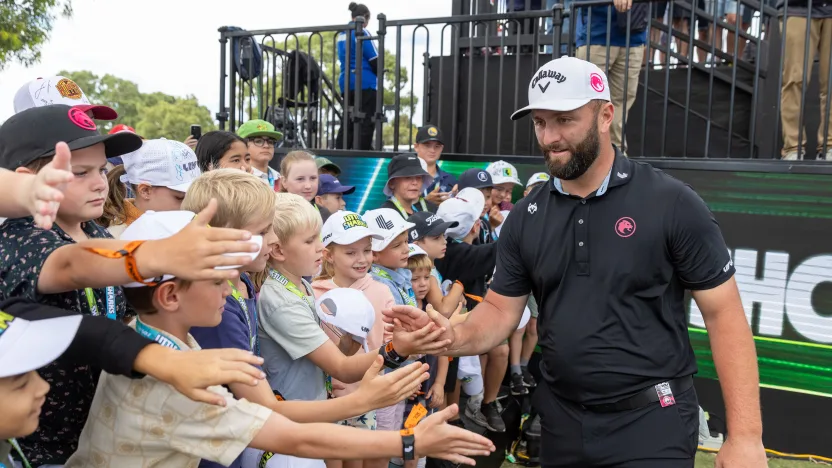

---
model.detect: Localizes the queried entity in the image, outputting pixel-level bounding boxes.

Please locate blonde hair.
[273,192,323,243]
[181,169,275,229]
[407,254,433,271]
[278,150,316,192]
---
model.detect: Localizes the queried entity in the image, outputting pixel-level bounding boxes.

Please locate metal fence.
[216,0,832,160]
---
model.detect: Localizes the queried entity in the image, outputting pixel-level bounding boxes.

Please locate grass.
[500,452,824,468]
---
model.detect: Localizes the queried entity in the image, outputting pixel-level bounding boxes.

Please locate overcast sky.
[0,0,453,125]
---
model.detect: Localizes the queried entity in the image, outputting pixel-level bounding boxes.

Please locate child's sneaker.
[510,373,528,395]
[521,366,537,388]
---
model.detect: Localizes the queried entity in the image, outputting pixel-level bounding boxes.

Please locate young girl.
[312,210,395,468]
[98,139,201,238]
[279,151,330,220]
[195,131,252,173]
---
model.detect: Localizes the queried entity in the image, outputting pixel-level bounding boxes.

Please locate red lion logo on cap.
[68,108,96,131]
[590,73,605,93]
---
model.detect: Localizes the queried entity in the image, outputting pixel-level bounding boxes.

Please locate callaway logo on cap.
[510,56,611,121]
[364,208,416,252]
[321,211,382,247]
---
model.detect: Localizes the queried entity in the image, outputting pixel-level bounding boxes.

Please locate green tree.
[0,0,72,69]
[58,70,216,138]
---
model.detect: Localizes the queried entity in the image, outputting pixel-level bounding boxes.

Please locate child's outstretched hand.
[24,142,74,229]
[413,404,495,464]
[427,382,445,409]
[355,356,429,410]
[390,314,450,357]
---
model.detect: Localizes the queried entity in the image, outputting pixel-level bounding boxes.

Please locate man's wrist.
[133,239,163,277]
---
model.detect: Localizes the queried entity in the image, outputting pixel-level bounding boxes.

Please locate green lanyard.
[228,280,258,354]
[371,266,417,307]
[390,197,427,219]
[135,318,181,351]
[267,269,332,396]
[8,438,32,468]
[83,286,116,320]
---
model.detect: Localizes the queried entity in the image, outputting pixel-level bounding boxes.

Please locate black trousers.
[335,89,377,150]
[533,383,699,468]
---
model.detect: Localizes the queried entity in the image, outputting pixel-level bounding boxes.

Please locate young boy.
[315,174,355,214]
[67,210,494,467]
[456,168,499,245]
[237,119,283,190]
[414,125,455,206]
[0,104,265,465]
[485,160,523,211]
[406,211,465,316]
[379,155,437,218]
[434,189,506,433]
[259,195,445,405]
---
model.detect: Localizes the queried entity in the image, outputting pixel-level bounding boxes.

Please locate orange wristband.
[84,240,156,286]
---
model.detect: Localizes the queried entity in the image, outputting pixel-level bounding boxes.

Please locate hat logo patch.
[411,230,418,240]
[256,123,268,130]
[477,171,488,182]
[68,107,96,131]
[56,78,83,99]
[0,310,14,336]
[425,214,440,226]
[427,127,438,137]
[530,69,567,90]
[342,213,368,230]
[590,73,605,93]
[502,167,514,177]
[376,215,394,230]
[322,233,333,244]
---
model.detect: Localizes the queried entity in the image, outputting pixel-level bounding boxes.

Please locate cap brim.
[326,185,356,195]
[243,130,284,140]
[167,180,194,193]
[460,180,493,190]
[384,169,432,197]
[75,104,118,121]
[491,176,523,186]
[0,315,82,378]
[372,222,417,251]
[510,97,594,121]
[426,220,459,237]
[61,132,143,159]
[417,137,443,145]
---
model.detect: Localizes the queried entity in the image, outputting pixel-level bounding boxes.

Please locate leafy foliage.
[0,0,72,69]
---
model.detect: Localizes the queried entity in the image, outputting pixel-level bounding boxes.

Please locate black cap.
[385,154,432,196]
[407,211,459,242]
[0,105,143,170]
[415,124,443,145]
[458,168,493,190]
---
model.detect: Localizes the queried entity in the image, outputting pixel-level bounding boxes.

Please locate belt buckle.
[655,381,676,407]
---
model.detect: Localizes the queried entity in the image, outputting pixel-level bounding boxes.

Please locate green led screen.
[323,154,832,398]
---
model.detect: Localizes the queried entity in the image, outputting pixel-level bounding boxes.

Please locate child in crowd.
[312,210,393,468]
[415,125,456,206]
[316,174,354,214]
[99,139,201,237]
[195,131,252,173]
[184,174,430,468]
[280,151,331,222]
[379,154,437,217]
[485,160,522,211]
[456,168,500,244]
[66,210,494,467]
[435,188,506,433]
[406,212,465,316]
[259,194,444,409]
[237,119,283,190]
[316,157,342,177]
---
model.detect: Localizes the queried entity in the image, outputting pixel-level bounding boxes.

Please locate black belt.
[578,376,694,413]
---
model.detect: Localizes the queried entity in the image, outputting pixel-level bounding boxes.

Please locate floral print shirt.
[0,217,129,465]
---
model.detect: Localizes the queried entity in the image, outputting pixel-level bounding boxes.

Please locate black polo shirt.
[490,149,735,405]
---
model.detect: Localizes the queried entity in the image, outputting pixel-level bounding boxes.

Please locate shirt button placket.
[575,200,590,275]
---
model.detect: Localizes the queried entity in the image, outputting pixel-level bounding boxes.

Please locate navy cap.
[317,174,356,196]
[457,168,493,190]
[406,211,459,242]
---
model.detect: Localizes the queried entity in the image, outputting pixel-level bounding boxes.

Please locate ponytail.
[98,165,132,228]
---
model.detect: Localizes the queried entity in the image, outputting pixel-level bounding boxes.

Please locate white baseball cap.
[437,187,485,240]
[121,210,263,287]
[321,211,383,247]
[364,208,416,252]
[408,243,428,258]
[486,160,522,186]
[121,139,201,193]
[315,288,376,352]
[13,76,118,120]
[526,172,551,188]
[511,57,611,121]
[0,310,82,378]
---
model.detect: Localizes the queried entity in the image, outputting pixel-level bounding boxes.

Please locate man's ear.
[15,167,34,175]
[152,282,180,312]
[599,102,615,134]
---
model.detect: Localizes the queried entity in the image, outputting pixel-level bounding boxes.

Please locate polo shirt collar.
[551,146,633,197]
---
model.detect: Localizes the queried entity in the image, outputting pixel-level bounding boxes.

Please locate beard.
[540,118,601,181]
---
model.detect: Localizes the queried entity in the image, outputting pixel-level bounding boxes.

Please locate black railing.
[216,0,832,161]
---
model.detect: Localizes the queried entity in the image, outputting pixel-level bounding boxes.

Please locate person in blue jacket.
[335,2,379,151]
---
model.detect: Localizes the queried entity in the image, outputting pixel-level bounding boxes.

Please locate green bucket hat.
[237,119,283,141]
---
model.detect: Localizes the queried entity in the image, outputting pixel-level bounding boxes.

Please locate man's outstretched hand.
[383,304,455,355]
